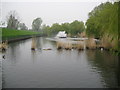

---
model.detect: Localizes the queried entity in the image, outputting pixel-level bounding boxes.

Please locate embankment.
[1,28,42,42]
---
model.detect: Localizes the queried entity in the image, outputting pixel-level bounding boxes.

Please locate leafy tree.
[6,11,20,30]
[6,11,19,29]
[19,23,28,30]
[41,24,51,36]
[86,1,119,50]
[70,20,85,35]
[61,23,70,34]
[42,20,85,37]
[50,23,62,35]
[32,17,42,31]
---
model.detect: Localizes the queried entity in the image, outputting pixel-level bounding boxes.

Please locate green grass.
[1,28,41,40]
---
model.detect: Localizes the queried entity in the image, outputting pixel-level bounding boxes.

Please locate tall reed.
[31,37,36,50]
[57,41,72,50]
[76,41,84,50]
[85,38,96,49]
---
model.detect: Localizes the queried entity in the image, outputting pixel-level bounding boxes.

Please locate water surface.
[2,37,119,88]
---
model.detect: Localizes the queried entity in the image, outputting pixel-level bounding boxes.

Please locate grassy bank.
[1,28,42,41]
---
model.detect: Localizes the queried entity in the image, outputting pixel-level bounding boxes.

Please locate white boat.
[56,31,67,38]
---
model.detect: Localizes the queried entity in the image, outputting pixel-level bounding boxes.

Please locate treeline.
[42,20,85,37]
[6,11,28,30]
[1,11,43,32]
[86,2,119,51]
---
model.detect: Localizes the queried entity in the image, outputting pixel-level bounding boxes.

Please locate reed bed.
[31,37,36,50]
[64,42,72,50]
[56,41,85,50]
[0,40,8,51]
[85,38,96,50]
[57,41,72,50]
[56,41,64,49]
[56,37,113,51]
[76,41,84,50]
[100,36,113,50]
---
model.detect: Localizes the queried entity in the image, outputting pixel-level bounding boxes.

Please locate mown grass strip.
[1,28,41,41]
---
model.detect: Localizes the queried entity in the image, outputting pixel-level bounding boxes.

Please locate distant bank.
[1,28,43,42]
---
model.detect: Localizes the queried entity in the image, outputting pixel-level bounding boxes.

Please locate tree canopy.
[32,18,42,32]
[19,23,28,30]
[86,2,119,50]
[6,11,20,30]
[42,20,85,37]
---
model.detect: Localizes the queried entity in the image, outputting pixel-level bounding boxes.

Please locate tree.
[50,23,62,35]
[6,11,20,29]
[42,20,85,37]
[86,2,114,38]
[32,17,42,31]
[41,24,51,36]
[19,23,28,30]
[61,23,70,34]
[86,2,119,50]
[69,20,85,35]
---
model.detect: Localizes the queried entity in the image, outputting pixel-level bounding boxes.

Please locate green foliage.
[19,23,28,30]
[42,24,51,36]
[32,17,42,31]
[50,23,62,35]
[86,2,119,51]
[42,20,85,37]
[69,20,85,35]
[61,23,70,33]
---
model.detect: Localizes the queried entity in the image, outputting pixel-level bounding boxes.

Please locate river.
[1,37,119,88]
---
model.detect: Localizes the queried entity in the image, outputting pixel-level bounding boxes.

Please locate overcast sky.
[1,0,109,29]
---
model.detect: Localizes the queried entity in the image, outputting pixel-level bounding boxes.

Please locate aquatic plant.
[76,41,84,50]
[85,38,96,49]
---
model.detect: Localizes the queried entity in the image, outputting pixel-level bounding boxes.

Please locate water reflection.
[7,40,27,64]
[86,50,119,88]
[36,37,42,49]
[31,50,37,64]
[2,37,119,88]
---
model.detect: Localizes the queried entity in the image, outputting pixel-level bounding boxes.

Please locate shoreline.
[2,34,44,43]
[1,36,119,55]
